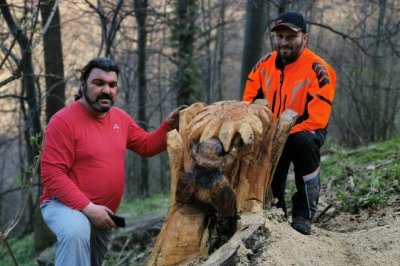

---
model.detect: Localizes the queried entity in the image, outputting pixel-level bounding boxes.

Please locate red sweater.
[40,101,170,212]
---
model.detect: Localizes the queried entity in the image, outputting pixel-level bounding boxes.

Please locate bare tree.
[33,0,65,252]
[0,0,42,165]
[40,0,65,123]
[84,0,126,58]
[0,1,45,239]
[198,0,228,103]
[171,0,200,106]
[239,0,267,97]
[325,0,400,146]
[134,0,150,197]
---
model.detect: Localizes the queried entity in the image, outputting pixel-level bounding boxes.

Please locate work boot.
[291,216,311,235]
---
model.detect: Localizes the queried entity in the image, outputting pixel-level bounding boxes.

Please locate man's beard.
[83,85,114,113]
[277,45,303,64]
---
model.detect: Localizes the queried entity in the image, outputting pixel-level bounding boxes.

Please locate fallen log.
[147,100,297,265]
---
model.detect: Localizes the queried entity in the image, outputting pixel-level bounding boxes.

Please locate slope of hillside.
[1,136,399,266]
[111,136,400,266]
[250,198,400,266]
[251,136,400,266]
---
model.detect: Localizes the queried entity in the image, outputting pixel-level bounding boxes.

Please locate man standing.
[243,12,336,235]
[40,57,184,265]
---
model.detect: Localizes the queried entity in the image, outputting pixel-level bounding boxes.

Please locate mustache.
[96,93,113,101]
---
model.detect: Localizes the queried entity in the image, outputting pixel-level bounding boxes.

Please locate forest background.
[0,0,399,256]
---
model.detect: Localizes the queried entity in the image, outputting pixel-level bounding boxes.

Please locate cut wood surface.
[146,100,297,266]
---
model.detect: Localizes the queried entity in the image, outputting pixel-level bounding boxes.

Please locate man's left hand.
[167,105,188,130]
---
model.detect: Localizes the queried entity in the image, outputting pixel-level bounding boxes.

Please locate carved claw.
[210,175,236,217]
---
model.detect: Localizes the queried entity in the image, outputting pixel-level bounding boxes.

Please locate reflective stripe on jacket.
[243,48,336,134]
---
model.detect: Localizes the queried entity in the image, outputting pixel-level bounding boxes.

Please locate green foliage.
[0,235,36,266]
[0,194,170,265]
[116,193,169,219]
[336,175,393,213]
[105,194,170,265]
[2,135,399,264]
[323,134,400,213]
[15,132,43,186]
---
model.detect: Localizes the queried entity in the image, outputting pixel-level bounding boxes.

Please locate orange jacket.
[243,48,336,134]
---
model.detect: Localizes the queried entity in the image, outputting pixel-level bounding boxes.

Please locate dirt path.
[253,202,400,266]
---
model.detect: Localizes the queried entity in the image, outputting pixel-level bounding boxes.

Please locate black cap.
[271,12,307,33]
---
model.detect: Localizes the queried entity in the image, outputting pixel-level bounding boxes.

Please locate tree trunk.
[213,0,226,102]
[147,100,297,265]
[172,0,199,106]
[135,0,149,197]
[40,0,65,123]
[34,0,65,253]
[239,0,267,97]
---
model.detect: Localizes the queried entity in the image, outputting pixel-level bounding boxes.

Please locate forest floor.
[110,136,400,266]
[111,193,400,266]
[248,194,400,266]
[2,137,398,266]
[244,138,400,266]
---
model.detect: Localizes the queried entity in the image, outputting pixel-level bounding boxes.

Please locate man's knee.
[293,131,320,151]
[291,132,321,172]
[55,223,91,265]
[58,221,91,245]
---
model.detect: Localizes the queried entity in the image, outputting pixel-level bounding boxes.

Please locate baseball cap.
[271,12,307,33]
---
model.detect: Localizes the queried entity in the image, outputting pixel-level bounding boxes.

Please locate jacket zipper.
[277,70,284,116]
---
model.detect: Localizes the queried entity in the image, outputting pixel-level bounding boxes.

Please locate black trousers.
[271,130,326,220]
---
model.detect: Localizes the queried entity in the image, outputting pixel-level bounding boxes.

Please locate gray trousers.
[41,199,111,266]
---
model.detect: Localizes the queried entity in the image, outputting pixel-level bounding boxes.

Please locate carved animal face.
[190,139,225,169]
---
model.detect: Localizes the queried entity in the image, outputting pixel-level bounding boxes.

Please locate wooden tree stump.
[147,100,297,266]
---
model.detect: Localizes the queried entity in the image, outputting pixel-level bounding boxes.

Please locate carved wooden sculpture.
[147,100,297,266]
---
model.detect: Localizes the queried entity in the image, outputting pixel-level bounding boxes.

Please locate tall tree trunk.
[172,0,199,106]
[40,0,65,123]
[370,0,385,142]
[239,0,267,97]
[33,0,64,253]
[213,0,226,101]
[135,0,149,197]
[200,0,212,104]
[156,17,169,194]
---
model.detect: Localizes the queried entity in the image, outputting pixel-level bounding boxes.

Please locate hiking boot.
[291,216,311,235]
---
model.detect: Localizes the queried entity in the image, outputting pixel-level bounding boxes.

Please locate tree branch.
[0,93,27,100]
[0,30,20,70]
[31,0,60,49]
[307,21,377,57]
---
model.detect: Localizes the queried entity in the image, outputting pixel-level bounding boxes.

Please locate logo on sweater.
[113,124,120,130]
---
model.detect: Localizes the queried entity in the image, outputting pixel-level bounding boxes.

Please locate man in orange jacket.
[243,11,336,235]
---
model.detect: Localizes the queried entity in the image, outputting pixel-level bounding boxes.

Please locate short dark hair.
[75,57,120,100]
[80,57,120,83]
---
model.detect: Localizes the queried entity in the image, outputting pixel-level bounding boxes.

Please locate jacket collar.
[275,48,308,70]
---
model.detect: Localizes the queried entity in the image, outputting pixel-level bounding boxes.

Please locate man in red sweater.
[40,57,184,265]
